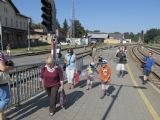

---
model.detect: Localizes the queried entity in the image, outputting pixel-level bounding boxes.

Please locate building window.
[5,8,7,13]
[24,22,26,29]
[11,19,13,27]
[5,17,7,26]
[4,7,7,13]
[20,21,22,28]
[16,20,18,28]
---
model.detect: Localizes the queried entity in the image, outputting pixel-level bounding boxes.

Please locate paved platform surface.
[6,48,160,120]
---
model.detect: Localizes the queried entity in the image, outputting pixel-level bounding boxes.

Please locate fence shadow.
[75,79,86,88]
[6,92,49,120]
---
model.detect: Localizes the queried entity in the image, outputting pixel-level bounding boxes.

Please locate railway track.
[145,45,160,55]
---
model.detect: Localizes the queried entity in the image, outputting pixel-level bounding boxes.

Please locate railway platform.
[6,47,160,120]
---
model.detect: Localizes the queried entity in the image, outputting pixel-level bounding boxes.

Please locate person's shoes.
[49,112,55,116]
[142,80,147,85]
[106,90,110,96]
[100,92,106,99]
[121,75,124,78]
[71,85,74,89]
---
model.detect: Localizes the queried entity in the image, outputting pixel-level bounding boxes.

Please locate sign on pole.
[0,22,3,52]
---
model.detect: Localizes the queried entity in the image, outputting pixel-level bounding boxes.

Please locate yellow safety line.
[126,64,160,120]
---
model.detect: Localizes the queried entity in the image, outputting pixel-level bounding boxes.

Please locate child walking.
[86,62,97,90]
[98,59,111,99]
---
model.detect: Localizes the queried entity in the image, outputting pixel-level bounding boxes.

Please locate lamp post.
[0,21,3,52]
[27,19,31,52]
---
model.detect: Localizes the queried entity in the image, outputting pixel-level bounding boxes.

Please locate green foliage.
[93,30,101,33]
[123,32,141,42]
[153,35,160,44]
[56,19,61,30]
[31,23,44,29]
[62,19,69,37]
[144,29,158,43]
[74,20,86,38]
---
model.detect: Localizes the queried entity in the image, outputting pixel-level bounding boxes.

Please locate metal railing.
[8,63,44,108]
[7,56,84,109]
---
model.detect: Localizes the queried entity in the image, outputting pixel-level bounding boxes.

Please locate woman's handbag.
[74,71,80,85]
[59,89,67,108]
[63,64,66,71]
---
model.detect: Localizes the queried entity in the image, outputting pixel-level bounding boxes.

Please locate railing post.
[15,67,20,106]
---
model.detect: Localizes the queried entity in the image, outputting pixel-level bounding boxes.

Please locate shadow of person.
[139,76,144,83]
[92,82,101,89]
[76,79,87,88]
[124,70,128,75]
[107,85,115,95]
[65,91,84,109]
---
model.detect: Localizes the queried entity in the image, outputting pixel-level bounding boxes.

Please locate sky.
[12,0,160,34]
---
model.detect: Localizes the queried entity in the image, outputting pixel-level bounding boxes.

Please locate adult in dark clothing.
[116,50,127,77]
[40,55,64,116]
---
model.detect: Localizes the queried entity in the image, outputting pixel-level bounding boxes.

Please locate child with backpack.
[86,62,98,90]
[98,59,111,99]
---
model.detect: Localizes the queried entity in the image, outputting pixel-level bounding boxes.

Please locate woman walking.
[64,48,76,89]
[40,55,64,116]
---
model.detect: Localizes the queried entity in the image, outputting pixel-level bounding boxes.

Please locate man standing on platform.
[143,51,155,84]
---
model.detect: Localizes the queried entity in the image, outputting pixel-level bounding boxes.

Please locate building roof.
[108,33,124,40]
[87,32,124,41]
[88,33,108,39]
[7,0,29,18]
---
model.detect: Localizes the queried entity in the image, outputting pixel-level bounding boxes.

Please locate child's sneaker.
[49,112,55,116]
[86,87,89,90]
[106,90,110,96]
[100,92,106,99]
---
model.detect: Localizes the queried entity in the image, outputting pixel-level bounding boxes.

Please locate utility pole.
[141,30,144,44]
[0,21,3,52]
[71,0,75,38]
[27,19,31,52]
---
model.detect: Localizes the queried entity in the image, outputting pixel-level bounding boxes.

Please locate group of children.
[85,56,112,99]
[84,46,128,99]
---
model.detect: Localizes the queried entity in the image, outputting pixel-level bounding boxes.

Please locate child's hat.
[102,59,107,64]
[90,62,95,66]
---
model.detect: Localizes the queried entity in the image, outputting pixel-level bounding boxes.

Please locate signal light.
[41,0,52,32]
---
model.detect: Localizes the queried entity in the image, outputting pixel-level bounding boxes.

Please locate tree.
[153,35,160,44]
[124,32,130,39]
[93,30,101,33]
[114,32,121,34]
[62,19,69,37]
[74,20,86,38]
[56,19,61,30]
[31,23,44,29]
[144,29,158,43]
